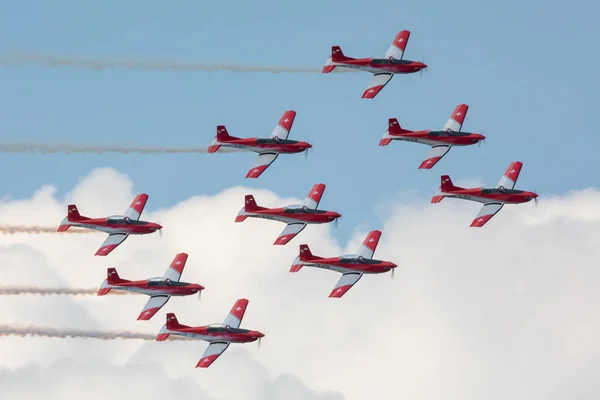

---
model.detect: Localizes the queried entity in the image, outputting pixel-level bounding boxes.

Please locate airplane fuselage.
[440,188,538,205]
[160,327,264,344]
[105,280,202,297]
[297,257,397,274]
[388,129,485,146]
[330,57,426,74]
[65,217,161,235]
[244,207,341,224]
[213,137,311,154]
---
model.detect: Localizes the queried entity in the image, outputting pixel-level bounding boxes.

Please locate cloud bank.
[0,168,599,400]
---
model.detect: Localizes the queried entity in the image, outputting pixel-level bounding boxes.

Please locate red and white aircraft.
[322,30,427,99]
[379,104,486,169]
[98,253,204,321]
[291,230,397,298]
[431,161,538,227]
[156,298,264,368]
[57,194,162,256]
[235,183,341,245]
[207,110,312,178]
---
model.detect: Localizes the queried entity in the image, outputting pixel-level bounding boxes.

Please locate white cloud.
[0,168,599,399]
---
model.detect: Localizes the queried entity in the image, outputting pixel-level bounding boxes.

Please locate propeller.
[334,211,342,229]
[197,290,202,302]
[305,138,314,159]
[258,336,262,348]
[419,57,427,78]
[158,228,163,239]
[391,268,395,280]
[534,189,539,207]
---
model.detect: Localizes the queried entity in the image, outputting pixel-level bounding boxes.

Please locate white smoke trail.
[0,287,131,296]
[0,143,244,154]
[0,287,97,296]
[0,226,95,234]
[0,325,190,341]
[0,52,323,73]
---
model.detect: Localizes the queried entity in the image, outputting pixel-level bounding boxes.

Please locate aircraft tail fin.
[323,46,353,73]
[433,175,464,203]
[99,268,129,295]
[244,194,260,211]
[441,175,463,192]
[291,244,323,272]
[208,125,240,153]
[380,118,412,146]
[217,126,239,142]
[59,204,90,231]
[106,268,128,285]
[236,194,266,222]
[331,46,352,62]
[156,313,190,341]
[157,313,189,341]
[299,244,319,261]
[66,204,89,222]
[387,118,413,135]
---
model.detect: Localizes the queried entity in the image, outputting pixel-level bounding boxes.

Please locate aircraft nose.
[332,212,342,218]
[390,262,398,269]
[532,192,539,198]
[420,62,428,69]
[156,223,163,229]
[477,134,486,140]
[305,142,313,149]
[254,331,265,338]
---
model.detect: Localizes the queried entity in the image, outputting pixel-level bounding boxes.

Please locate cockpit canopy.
[284,205,326,214]
[146,277,188,286]
[428,129,472,137]
[339,254,381,264]
[256,137,298,145]
[206,323,250,334]
[106,215,148,225]
[371,58,413,65]
[481,187,523,195]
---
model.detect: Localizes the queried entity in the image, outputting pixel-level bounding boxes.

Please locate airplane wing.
[94,233,128,256]
[196,342,230,368]
[361,73,393,99]
[356,230,382,259]
[163,253,188,282]
[419,145,452,169]
[384,30,410,60]
[246,152,279,179]
[470,202,504,228]
[329,272,363,298]
[137,295,170,321]
[443,104,469,132]
[270,110,296,140]
[497,161,523,190]
[303,183,326,209]
[222,298,249,329]
[274,222,307,245]
[124,193,149,221]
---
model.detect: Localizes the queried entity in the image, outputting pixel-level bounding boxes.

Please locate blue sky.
[0,0,597,243]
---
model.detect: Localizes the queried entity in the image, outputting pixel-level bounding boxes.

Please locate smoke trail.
[0,287,131,296]
[0,52,324,73]
[0,287,97,296]
[0,143,245,154]
[0,226,95,234]
[0,325,190,341]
